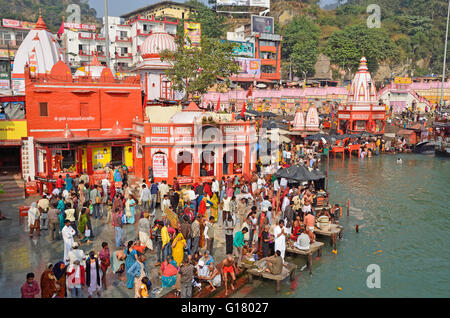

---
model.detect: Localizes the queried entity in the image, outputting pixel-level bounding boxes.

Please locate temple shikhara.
[337,57,386,134]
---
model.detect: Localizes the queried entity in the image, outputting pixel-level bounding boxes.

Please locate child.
[104,199,113,223]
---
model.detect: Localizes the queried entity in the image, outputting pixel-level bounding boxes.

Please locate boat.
[413,141,436,155]
[435,147,450,157]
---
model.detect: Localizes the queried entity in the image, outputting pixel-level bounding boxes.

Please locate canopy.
[275,164,325,183]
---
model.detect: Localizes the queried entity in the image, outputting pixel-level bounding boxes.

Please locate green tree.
[325,24,398,73]
[282,17,320,77]
[160,37,239,101]
[185,0,227,40]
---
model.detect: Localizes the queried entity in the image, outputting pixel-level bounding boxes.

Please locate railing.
[115,36,131,42]
[28,73,140,84]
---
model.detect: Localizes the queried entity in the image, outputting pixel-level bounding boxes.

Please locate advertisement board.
[216,0,270,8]
[184,22,201,49]
[153,153,168,178]
[234,57,261,77]
[2,19,36,30]
[63,22,96,31]
[251,15,274,34]
[394,77,412,84]
[229,41,254,57]
[0,120,27,140]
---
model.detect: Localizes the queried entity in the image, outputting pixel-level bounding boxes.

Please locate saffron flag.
[240,101,246,120]
[57,21,65,39]
[216,96,221,111]
[246,84,253,98]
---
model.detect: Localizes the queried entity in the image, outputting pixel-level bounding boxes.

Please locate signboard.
[2,18,36,30]
[217,0,270,8]
[234,57,261,77]
[184,22,201,49]
[63,22,96,31]
[251,15,274,34]
[394,77,412,84]
[153,153,168,178]
[0,49,15,58]
[22,137,35,181]
[0,120,27,140]
[229,41,254,57]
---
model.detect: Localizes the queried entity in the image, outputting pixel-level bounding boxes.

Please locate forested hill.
[0,0,100,32]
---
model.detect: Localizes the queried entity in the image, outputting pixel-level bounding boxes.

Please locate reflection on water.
[246,154,450,298]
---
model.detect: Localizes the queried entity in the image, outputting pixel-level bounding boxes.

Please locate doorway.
[111,146,124,167]
[0,146,21,176]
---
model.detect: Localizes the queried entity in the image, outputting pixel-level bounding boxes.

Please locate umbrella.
[275,165,325,183]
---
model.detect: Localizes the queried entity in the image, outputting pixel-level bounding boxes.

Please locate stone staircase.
[0,174,25,201]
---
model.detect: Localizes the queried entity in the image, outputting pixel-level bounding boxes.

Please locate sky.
[88,0,342,18]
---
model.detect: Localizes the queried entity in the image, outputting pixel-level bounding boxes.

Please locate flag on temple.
[246,84,253,98]
[240,101,246,120]
[216,96,221,111]
[57,20,65,39]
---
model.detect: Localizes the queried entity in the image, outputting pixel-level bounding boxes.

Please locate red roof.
[183,101,202,112]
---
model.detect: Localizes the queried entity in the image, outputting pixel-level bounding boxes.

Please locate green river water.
[246,154,450,298]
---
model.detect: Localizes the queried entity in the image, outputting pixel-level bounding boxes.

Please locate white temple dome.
[141,31,177,59]
[348,56,377,105]
[12,15,65,77]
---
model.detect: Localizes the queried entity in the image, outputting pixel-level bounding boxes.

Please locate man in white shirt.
[222,195,231,224]
[281,195,290,215]
[280,177,288,189]
[161,194,171,214]
[257,176,265,189]
[140,184,151,212]
[274,220,286,261]
[211,178,220,198]
[158,180,170,199]
[101,177,110,202]
[62,219,76,264]
[273,179,280,192]
[293,228,310,251]
[67,242,86,265]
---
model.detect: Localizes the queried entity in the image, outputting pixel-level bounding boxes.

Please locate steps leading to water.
[0,176,25,201]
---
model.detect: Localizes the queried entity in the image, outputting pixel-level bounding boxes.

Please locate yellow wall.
[92,146,112,168]
[144,4,197,19]
[0,120,27,140]
[124,146,133,168]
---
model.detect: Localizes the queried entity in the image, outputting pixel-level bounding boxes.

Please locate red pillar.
[86,147,93,176]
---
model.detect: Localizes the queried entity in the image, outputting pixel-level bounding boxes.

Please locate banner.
[251,15,274,34]
[153,153,168,178]
[184,22,201,49]
[0,120,27,140]
[394,77,412,84]
[229,41,254,57]
[2,18,36,29]
[216,0,270,8]
[0,49,15,58]
[63,22,96,31]
[234,57,261,77]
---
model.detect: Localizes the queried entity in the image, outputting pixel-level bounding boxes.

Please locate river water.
[246,154,450,298]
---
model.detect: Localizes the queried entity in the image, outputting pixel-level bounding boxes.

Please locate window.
[261,65,276,74]
[0,31,11,45]
[15,31,27,45]
[39,102,48,117]
[80,102,89,117]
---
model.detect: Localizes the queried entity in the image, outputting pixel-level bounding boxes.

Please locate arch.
[200,149,215,177]
[176,150,193,177]
[222,148,243,175]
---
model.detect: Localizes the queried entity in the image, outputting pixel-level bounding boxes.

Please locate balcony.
[115,36,132,42]
[117,53,132,59]
[79,50,92,57]
[79,33,94,40]
[137,29,152,37]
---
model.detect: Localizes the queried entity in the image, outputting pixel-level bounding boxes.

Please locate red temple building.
[23,60,142,191]
[131,102,258,184]
[337,57,386,134]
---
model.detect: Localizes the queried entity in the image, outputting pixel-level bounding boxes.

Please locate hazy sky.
[88,0,342,18]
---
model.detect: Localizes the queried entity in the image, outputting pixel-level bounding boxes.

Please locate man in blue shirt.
[150,180,159,215]
[233,227,248,261]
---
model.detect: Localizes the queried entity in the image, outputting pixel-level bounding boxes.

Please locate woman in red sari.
[290,215,303,241]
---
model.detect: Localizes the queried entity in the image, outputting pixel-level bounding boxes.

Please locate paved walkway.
[0,196,229,298]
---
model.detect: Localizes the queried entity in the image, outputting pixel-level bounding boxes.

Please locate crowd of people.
[21,144,340,299]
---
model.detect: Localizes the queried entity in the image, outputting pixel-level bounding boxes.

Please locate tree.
[160,37,240,101]
[282,17,320,77]
[325,24,398,73]
[185,0,227,40]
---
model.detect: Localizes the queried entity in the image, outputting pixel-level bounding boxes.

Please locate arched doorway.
[222,149,243,175]
[200,149,215,177]
[177,151,193,177]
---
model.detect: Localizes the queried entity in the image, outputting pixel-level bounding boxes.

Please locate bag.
[85,229,91,237]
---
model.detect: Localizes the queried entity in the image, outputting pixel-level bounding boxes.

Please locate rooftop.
[121,1,197,19]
